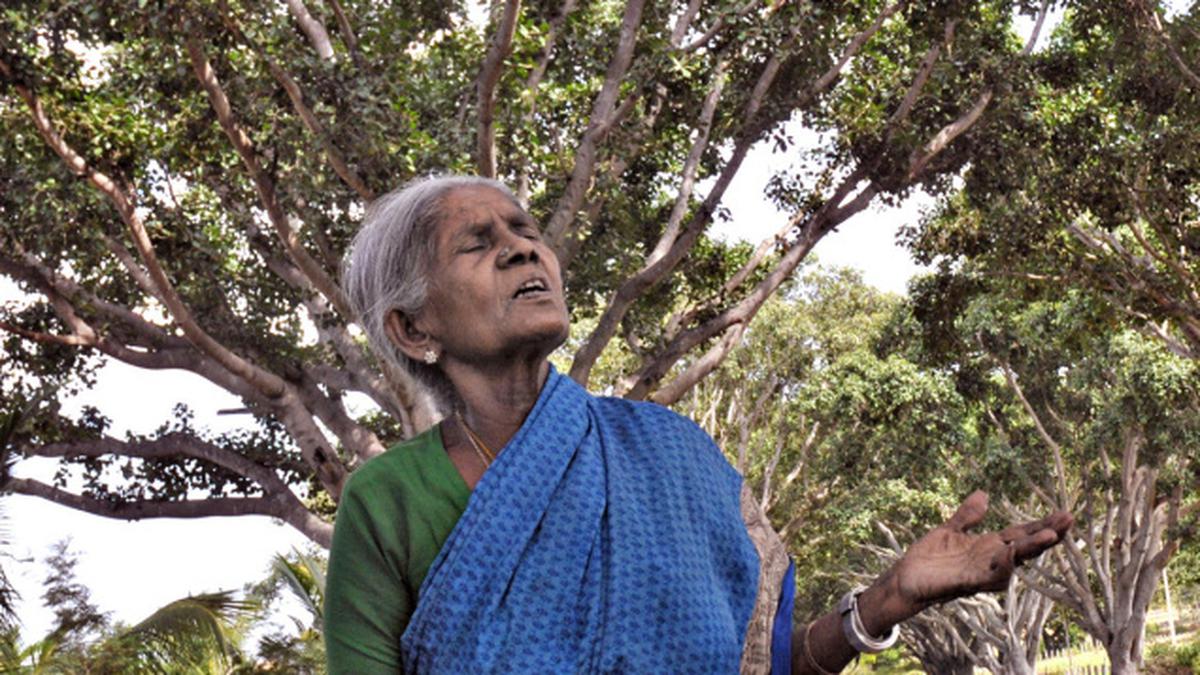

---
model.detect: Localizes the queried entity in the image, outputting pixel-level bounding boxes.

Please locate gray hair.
[342,175,518,409]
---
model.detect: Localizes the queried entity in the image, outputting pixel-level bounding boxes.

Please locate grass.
[1036,648,1111,674]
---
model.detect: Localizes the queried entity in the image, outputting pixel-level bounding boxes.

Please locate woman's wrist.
[855,574,916,638]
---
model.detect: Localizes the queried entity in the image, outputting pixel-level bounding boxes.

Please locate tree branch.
[624,172,876,401]
[567,61,729,385]
[0,55,290,402]
[5,476,332,547]
[904,0,1048,181]
[323,0,362,67]
[542,0,647,252]
[283,0,336,60]
[476,0,522,178]
[227,14,375,200]
[1135,0,1200,90]
[185,37,354,320]
[513,0,580,205]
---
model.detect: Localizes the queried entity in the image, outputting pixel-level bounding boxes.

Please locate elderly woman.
[325,175,1071,674]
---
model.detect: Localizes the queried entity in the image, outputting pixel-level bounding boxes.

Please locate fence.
[1032,606,1200,674]
[1040,634,1099,663]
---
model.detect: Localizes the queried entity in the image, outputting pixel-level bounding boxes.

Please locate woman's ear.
[384,309,438,362]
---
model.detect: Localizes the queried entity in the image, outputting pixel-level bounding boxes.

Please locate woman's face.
[414,185,569,366]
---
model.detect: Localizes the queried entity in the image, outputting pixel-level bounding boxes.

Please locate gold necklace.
[455,410,496,468]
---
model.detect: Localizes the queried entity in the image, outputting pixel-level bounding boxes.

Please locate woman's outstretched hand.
[859,490,1073,634]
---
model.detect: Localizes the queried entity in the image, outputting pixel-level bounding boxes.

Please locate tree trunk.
[1108,623,1144,675]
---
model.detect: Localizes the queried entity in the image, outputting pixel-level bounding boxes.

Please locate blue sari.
[400,369,791,673]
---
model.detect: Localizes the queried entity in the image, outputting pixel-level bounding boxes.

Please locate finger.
[998,510,1074,543]
[945,490,989,533]
[1048,511,1074,536]
[1011,528,1062,565]
[998,513,1058,543]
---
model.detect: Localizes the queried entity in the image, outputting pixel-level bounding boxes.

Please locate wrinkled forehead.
[437,184,522,219]
[432,185,528,240]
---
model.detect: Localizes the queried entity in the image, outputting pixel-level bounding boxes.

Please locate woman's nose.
[496,230,539,268]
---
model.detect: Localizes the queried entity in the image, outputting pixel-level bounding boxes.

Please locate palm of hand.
[888,491,1072,612]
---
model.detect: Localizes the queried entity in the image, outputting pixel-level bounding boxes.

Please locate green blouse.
[324,425,470,674]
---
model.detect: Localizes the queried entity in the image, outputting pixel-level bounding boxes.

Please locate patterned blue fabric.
[400,368,761,673]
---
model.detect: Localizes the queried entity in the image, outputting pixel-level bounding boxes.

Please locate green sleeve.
[325,472,413,674]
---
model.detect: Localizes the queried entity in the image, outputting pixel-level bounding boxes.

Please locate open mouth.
[513,278,550,299]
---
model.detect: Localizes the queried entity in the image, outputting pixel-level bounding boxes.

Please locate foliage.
[1,0,1065,540]
[239,549,327,674]
[92,591,256,674]
[2,544,256,674]
[682,265,972,615]
[40,539,108,650]
[0,503,17,631]
[905,1,1200,361]
[1144,637,1200,675]
[903,274,1200,673]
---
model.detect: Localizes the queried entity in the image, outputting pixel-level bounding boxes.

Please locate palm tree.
[271,551,324,633]
[246,550,327,674]
[1,590,254,674]
[90,590,255,674]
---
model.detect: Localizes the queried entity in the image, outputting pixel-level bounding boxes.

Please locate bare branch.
[996,355,1071,507]
[185,37,355,320]
[904,0,1048,181]
[283,0,336,60]
[294,375,388,462]
[476,0,522,178]
[542,0,648,251]
[1135,0,1200,90]
[626,174,876,401]
[805,0,907,93]
[567,62,729,384]
[324,0,362,66]
[569,1,917,389]
[1020,0,1052,58]
[0,59,351,498]
[6,476,332,547]
[679,0,760,53]
[0,320,92,346]
[514,0,580,205]
[214,6,373,201]
[0,55,290,401]
[653,322,745,405]
[669,0,704,47]
[905,90,992,181]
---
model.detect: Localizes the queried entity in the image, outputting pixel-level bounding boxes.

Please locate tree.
[1,0,1057,543]
[680,265,972,615]
[3,540,257,673]
[92,591,255,674]
[0,502,18,631]
[946,292,1200,674]
[906,1,1200,361]
[242,550,327,673]
[40,540,108,653]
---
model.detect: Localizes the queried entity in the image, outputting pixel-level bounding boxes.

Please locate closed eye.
[513,222,541,240]
[456,227,491,254]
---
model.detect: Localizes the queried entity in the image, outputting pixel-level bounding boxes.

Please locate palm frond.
[101,590,254,673]
[0,500,18,629]
[271,551,325,630]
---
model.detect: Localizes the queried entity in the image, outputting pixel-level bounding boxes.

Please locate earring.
[423,349,439,365]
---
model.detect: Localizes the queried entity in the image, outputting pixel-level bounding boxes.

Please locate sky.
[2,1,1072,645]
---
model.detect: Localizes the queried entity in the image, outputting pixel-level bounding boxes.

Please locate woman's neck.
[442,357,550,453]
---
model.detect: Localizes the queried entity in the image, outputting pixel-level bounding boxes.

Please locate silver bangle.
[837,587,900,653]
